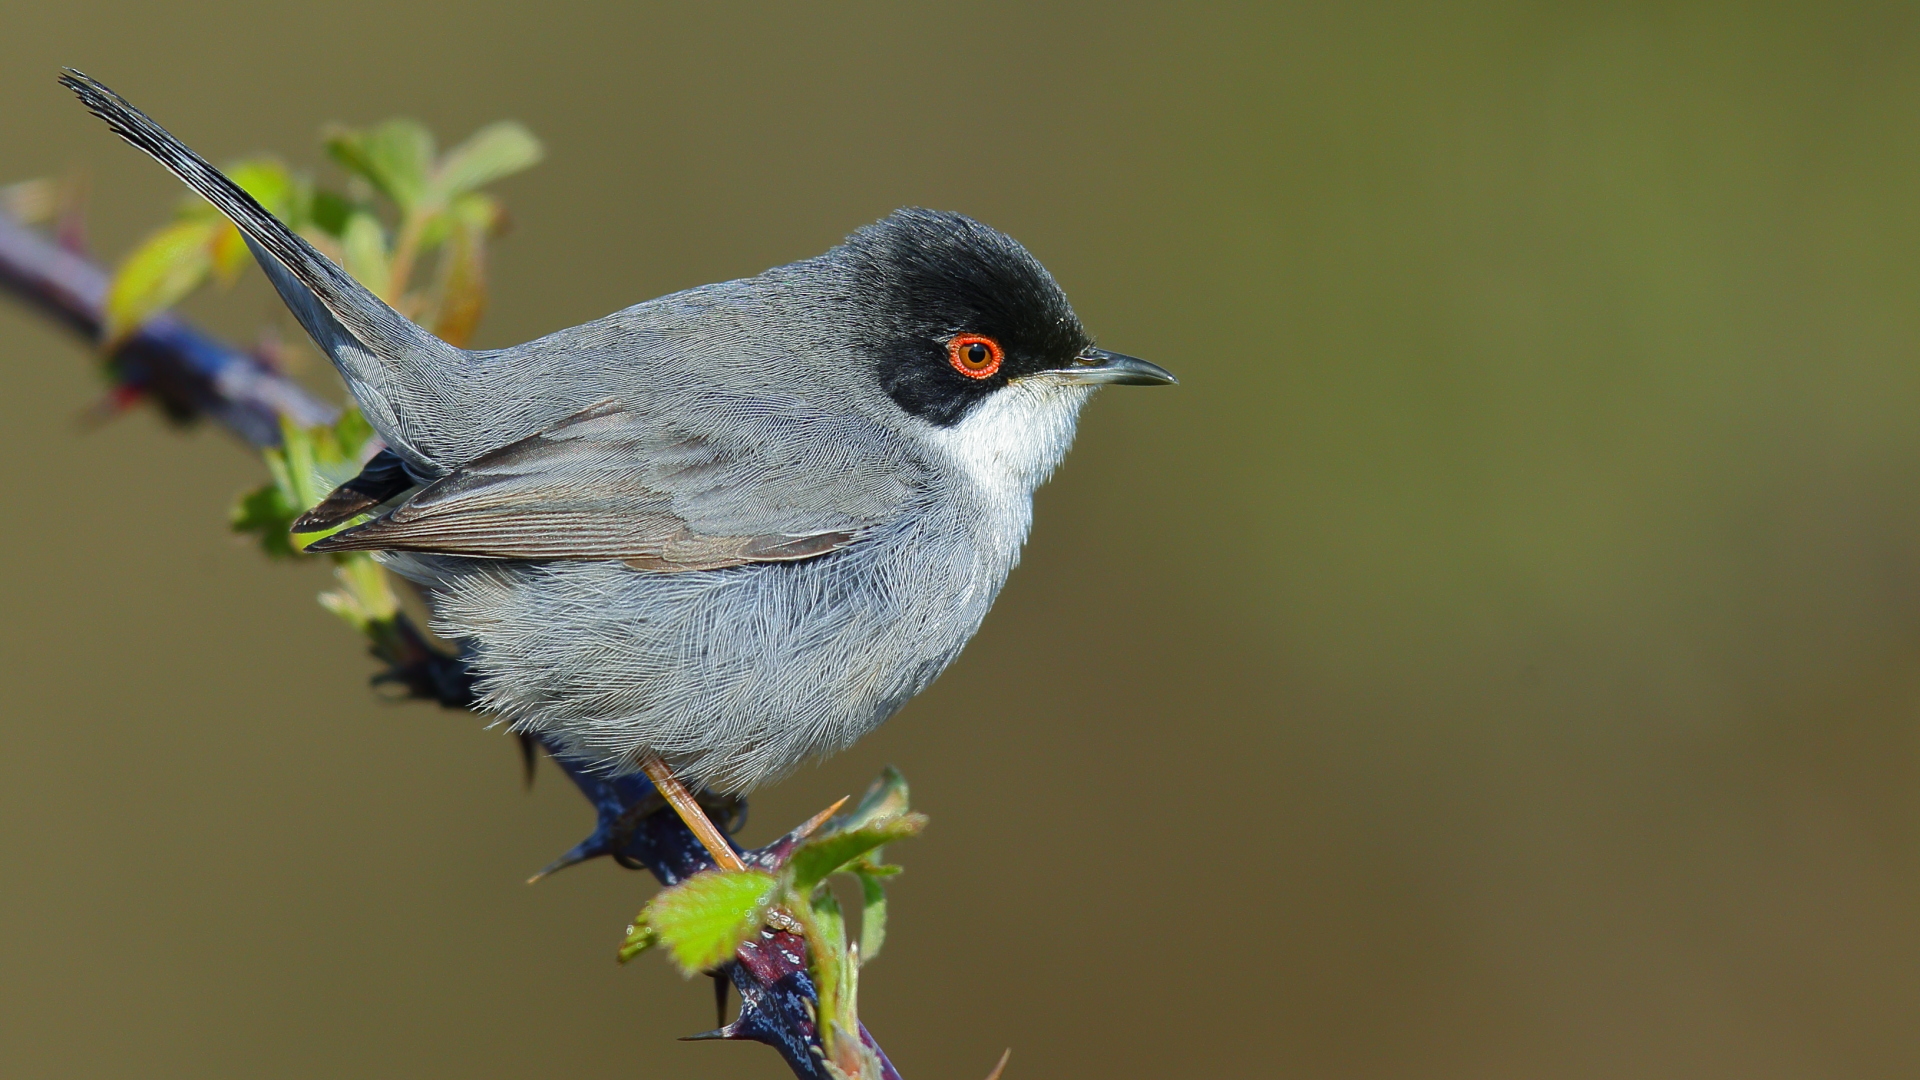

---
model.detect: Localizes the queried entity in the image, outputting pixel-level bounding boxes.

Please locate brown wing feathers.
[301,402,872,570]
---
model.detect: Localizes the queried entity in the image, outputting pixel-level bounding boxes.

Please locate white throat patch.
[930,376,1093,498]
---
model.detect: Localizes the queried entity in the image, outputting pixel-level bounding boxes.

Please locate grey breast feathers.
[307,398,927,571]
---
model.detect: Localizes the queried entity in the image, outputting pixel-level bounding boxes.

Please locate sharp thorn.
[792,795,852,843]
[526,841,597,883]
[711,971,730,1027]
[983,1047,1013,1080]
[526,858,573,884]
[517,733,539,789]
[678,1025,737,1042]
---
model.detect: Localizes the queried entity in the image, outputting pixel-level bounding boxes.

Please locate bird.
[61,70,1175,866]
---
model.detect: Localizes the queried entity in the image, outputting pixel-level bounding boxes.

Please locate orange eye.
[947,334,1004,379]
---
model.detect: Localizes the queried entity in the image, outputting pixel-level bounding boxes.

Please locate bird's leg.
[636,751,746,872]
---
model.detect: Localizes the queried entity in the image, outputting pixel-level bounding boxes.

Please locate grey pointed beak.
[1037,347,1178,386]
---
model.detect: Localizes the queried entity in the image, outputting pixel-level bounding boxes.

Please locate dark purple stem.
[0,208,897,1080]
[0,209,335,444]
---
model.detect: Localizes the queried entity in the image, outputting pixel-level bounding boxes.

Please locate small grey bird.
[63,71,1173,850]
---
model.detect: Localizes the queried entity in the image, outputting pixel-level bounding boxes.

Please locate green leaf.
[326,119,435,211]
[339,211,391,299]
[431,121,543,203]
[787,812,927,898]
[644,869,778,975]
[319,553,400,632]
[162,160,304,288]
[261,443,294,503]
[855,871,888,965]
[835,766,911,833]
[802,884,880,1079]
[229,480,299,558]
[223,158,304,223]
[279,417,322,509]
[330,406,375,461]
[231,410,380,561]
[810,882,847,957]
[208,222,250,285]
[805,883,851,1024]
[307,189,356,237]
[452,190,502,229]
[428,193,498,346]
[412,189,501,259]
[102,217,224,346]
[616,916,659,964]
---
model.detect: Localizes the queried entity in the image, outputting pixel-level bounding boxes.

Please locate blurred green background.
[6,2,1920,1076]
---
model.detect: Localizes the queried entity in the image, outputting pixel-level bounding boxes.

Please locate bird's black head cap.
[835,208,1091,426]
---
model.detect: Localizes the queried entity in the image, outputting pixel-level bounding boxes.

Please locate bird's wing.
[292,448,418,532]
[304,400,921,570]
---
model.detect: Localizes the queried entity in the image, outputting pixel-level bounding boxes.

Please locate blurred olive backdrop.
[6,2,1920,1077]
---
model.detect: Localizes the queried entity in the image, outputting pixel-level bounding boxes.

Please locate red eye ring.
[947,334,1004,379]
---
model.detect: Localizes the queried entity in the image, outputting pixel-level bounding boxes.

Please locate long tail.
[61,69,462,471]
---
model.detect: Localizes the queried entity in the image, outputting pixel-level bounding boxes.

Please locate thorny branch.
[0,204,905,1080]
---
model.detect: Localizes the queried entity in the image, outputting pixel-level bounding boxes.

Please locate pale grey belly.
[382,506,1012,792]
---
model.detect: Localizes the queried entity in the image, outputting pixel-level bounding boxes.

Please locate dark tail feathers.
[61,69,464,468]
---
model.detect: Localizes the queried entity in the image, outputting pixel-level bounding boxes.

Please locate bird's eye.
[947,334,1004,379]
